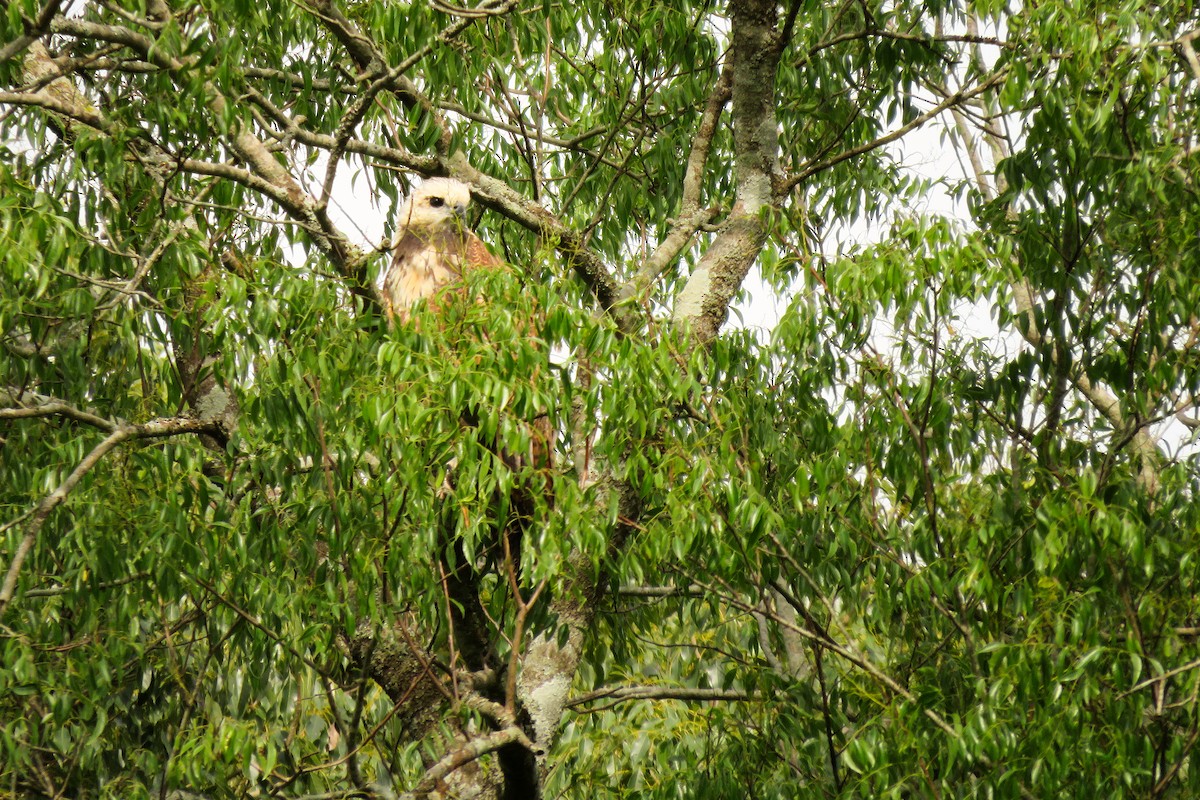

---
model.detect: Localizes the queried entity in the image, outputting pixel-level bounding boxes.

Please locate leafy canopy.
[2,0,1200,797]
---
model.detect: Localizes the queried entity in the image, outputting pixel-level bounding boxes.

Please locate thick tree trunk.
[672,0,783,341]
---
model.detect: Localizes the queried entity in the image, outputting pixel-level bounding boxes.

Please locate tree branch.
[0,393,116,431]
[445,155,634,329]
[409,727,536,798]
[945,18,1162,494]
[0,0,64,64]
[0,415,224,617]
[1011,279,1161,492]
[45,12,372,293]
[671,0,782,342]
[784,65,1010,191]
[566,685,754,710]
[619,65,731,306]
[615,584,705,597]
[0,87,105,131]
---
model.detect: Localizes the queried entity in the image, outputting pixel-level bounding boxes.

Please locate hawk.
[382,177,502,323]
[383,176,553,664]
[383,173,553,496]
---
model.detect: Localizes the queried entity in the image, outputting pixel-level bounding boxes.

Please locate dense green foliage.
[3,0,1200,797]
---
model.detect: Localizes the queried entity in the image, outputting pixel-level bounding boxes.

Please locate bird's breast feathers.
[387,236,463,305]
[384,208,501,323]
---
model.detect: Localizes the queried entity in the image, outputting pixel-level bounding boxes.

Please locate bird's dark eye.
[428,197,445,208]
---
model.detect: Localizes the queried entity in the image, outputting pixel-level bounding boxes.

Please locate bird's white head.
[397,177,472,230]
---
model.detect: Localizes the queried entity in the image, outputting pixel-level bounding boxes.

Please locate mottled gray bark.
[672,0,784,342]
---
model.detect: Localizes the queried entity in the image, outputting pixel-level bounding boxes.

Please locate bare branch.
[1122,654,1200,699]
[438,98,608,149]
[615,584,705,597]
[566,685,754,710]
[48,16,167,67]
[24,571,152,598]
[244,85,436,173]
[0,395,116,432]
[410,727,537,797]
[429,0,512,18]
[0,87,105,131]
[1178,28,1200,83]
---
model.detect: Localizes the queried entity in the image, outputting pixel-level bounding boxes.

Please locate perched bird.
[383,177,502,323]
[382,176,553,470]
